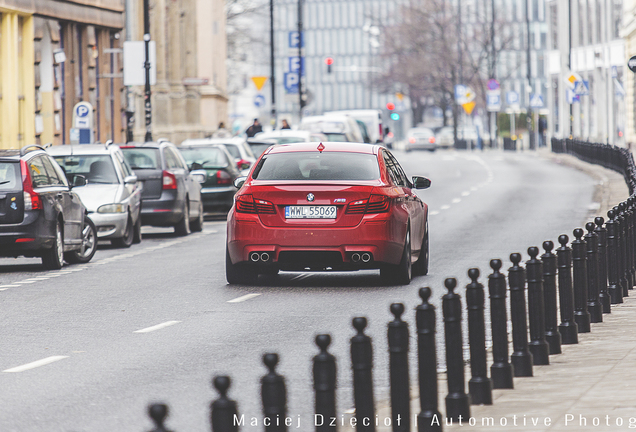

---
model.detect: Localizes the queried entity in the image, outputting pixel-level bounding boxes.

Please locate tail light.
[20,160,42,210]
[409,137,417,144]
[235,194,275,214]
[345,194,390,214]
[429,136,436,144]
[162,170,177,190]
[237,159,251,170]
[216,170,232,185]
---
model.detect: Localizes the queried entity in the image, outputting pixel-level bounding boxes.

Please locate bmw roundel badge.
[307,193,315,202]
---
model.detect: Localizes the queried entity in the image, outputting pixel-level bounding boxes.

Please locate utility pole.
[143,0,152,142]
[568,0,573,139]
[297,0,305,120]
[125,0,134,142]
[270,0,277,129]
[490,0,497,148]
[526,0,534,149]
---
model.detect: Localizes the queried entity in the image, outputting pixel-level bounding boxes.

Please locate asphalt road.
[0,149,596,432]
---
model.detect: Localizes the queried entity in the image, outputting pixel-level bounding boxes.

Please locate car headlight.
[97,203,126,213]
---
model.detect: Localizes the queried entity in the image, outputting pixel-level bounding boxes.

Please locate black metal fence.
[146,139,636,432]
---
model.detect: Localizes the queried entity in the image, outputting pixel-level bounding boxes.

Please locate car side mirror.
[234,176,247,189]
[190,169,207,184]
[412,176,431,189]
[72,175,87,188]
[124,175,138,185]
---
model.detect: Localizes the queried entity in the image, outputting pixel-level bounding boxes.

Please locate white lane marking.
[461,191,470,196]
[4,355,69,373]
[440,205,451,210]
[430,210,440,216]
[0,288,8,291]
[15,281,36,284]
[0,285,19,289]
[452,198,461,204]
[227,293,262,303]
[134,320,181,333]
[45,274,62,277]
[470,186,478,191]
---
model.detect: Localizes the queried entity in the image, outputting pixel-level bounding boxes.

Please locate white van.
[324,109,384,143]
[299,115,364,143]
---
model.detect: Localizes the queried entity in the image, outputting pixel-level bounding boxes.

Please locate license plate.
[285,205,337,219]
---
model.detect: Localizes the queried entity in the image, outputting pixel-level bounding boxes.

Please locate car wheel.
[112,215,134,248]
[225,246,258,285]
[412,227,429,276]
[381,229,412,285]
[132,213,142,244]
[190,201,204,232]
[42,221,64,270]
[65,216,98,264]
[174,202,191,236]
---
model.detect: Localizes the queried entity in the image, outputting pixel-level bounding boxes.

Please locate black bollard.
[148,404,172,432]
[211,376,238,432]
[594,217,611,313]
[541,241,562,354]
[351,317,375,432]
[628,198,636,289]
[630,197,636,286]
[572,229,591,333]
[415,288,442,432]
[624,200,635,290]
[606,210,624,304]
[443,278,471,421]
[617,204,630,296]
[556,235,578,344]
[526,247,550,365]
[388,304,410,432]
[488,260,514,388]
[585,222,603,323]
[465,268,493,405]
[314,335,337,432]
[508,253,533,376]
[261,353,288,432]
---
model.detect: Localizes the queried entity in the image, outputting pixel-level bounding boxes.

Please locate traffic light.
[390,113,400,121]
[386,102,395,111]
[325,57,334,74]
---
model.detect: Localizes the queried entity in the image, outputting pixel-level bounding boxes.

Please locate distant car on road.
[405,127,437,152]
[324,109,384,143]
[253,130,329,146]
[178,143,241,214]
[0,145,97,268]
[299,115,364,143]
[182,138,256,176]
[121,141,204,235]
[48,144,142,248]
[226,142,431,285]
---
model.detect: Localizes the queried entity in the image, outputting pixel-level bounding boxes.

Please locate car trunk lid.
[0,161,24,224]
[132,168,163,200]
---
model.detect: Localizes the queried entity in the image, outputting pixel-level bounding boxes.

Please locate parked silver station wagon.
[47,143,143,248]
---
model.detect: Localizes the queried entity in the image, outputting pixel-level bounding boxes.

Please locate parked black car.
[177,143,240,214]
[121,140,204,235]
[0,145,97,269]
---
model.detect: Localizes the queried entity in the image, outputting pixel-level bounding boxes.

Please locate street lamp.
[143,0,152,142]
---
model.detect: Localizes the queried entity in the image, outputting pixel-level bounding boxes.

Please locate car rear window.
[324,133,348,142]
[54,155,119,184]
[179,147,229,169]
[275,137,307,144]
[223,144,241,159]
[253,152,380,181]
[0,162,20,191]
[121,148,160,169]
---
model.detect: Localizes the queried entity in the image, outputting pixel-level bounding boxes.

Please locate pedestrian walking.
[213,122,232,138]
[281,119,291,130]
[245,119,263,138]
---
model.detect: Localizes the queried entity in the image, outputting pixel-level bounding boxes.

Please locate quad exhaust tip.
[250,252,260,262]
[250,252,271,262]
[260,252,270,262]
[351,253,361,263]
[361,253,371,263]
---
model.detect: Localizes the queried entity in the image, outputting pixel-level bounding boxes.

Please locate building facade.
[622,0,636,145]
[546,0,625,145]
[0,0,125,149]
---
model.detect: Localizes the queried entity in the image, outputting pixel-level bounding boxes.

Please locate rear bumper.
[140,190,184,226]
[227,212,403,268]
[407,142,437,151]
[88,212,128,239]
[201,186,236,213]
[0,211,53,256]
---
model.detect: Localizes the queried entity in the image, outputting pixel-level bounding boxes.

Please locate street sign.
[486,92,501,112]
[254,94,266,108]
[123,41,157,86]
[455,85,475,104]
[529,94,544,108]
[566,89,580,104]
[288,57,305,76]
[573,80,589,96]
[288,31,304,49]
[564,72,581,89]
[506,91,520,107]
[487,79,500,91]
[71,101,94,144]
[284,72,299,93]
[462,101,476,115]
[629,56,636,73]
[251,76,268,91]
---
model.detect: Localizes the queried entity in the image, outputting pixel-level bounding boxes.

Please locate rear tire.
[190,201,204,232]
[175,202,191,236]
[226,246,258,285]
[412,227,429,276]
[381,229,412,285]
[65,217,97,264]
[42,221,64,270]
[112,215,133,248]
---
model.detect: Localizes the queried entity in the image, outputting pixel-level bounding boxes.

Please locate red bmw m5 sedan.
[225,142,431,285]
